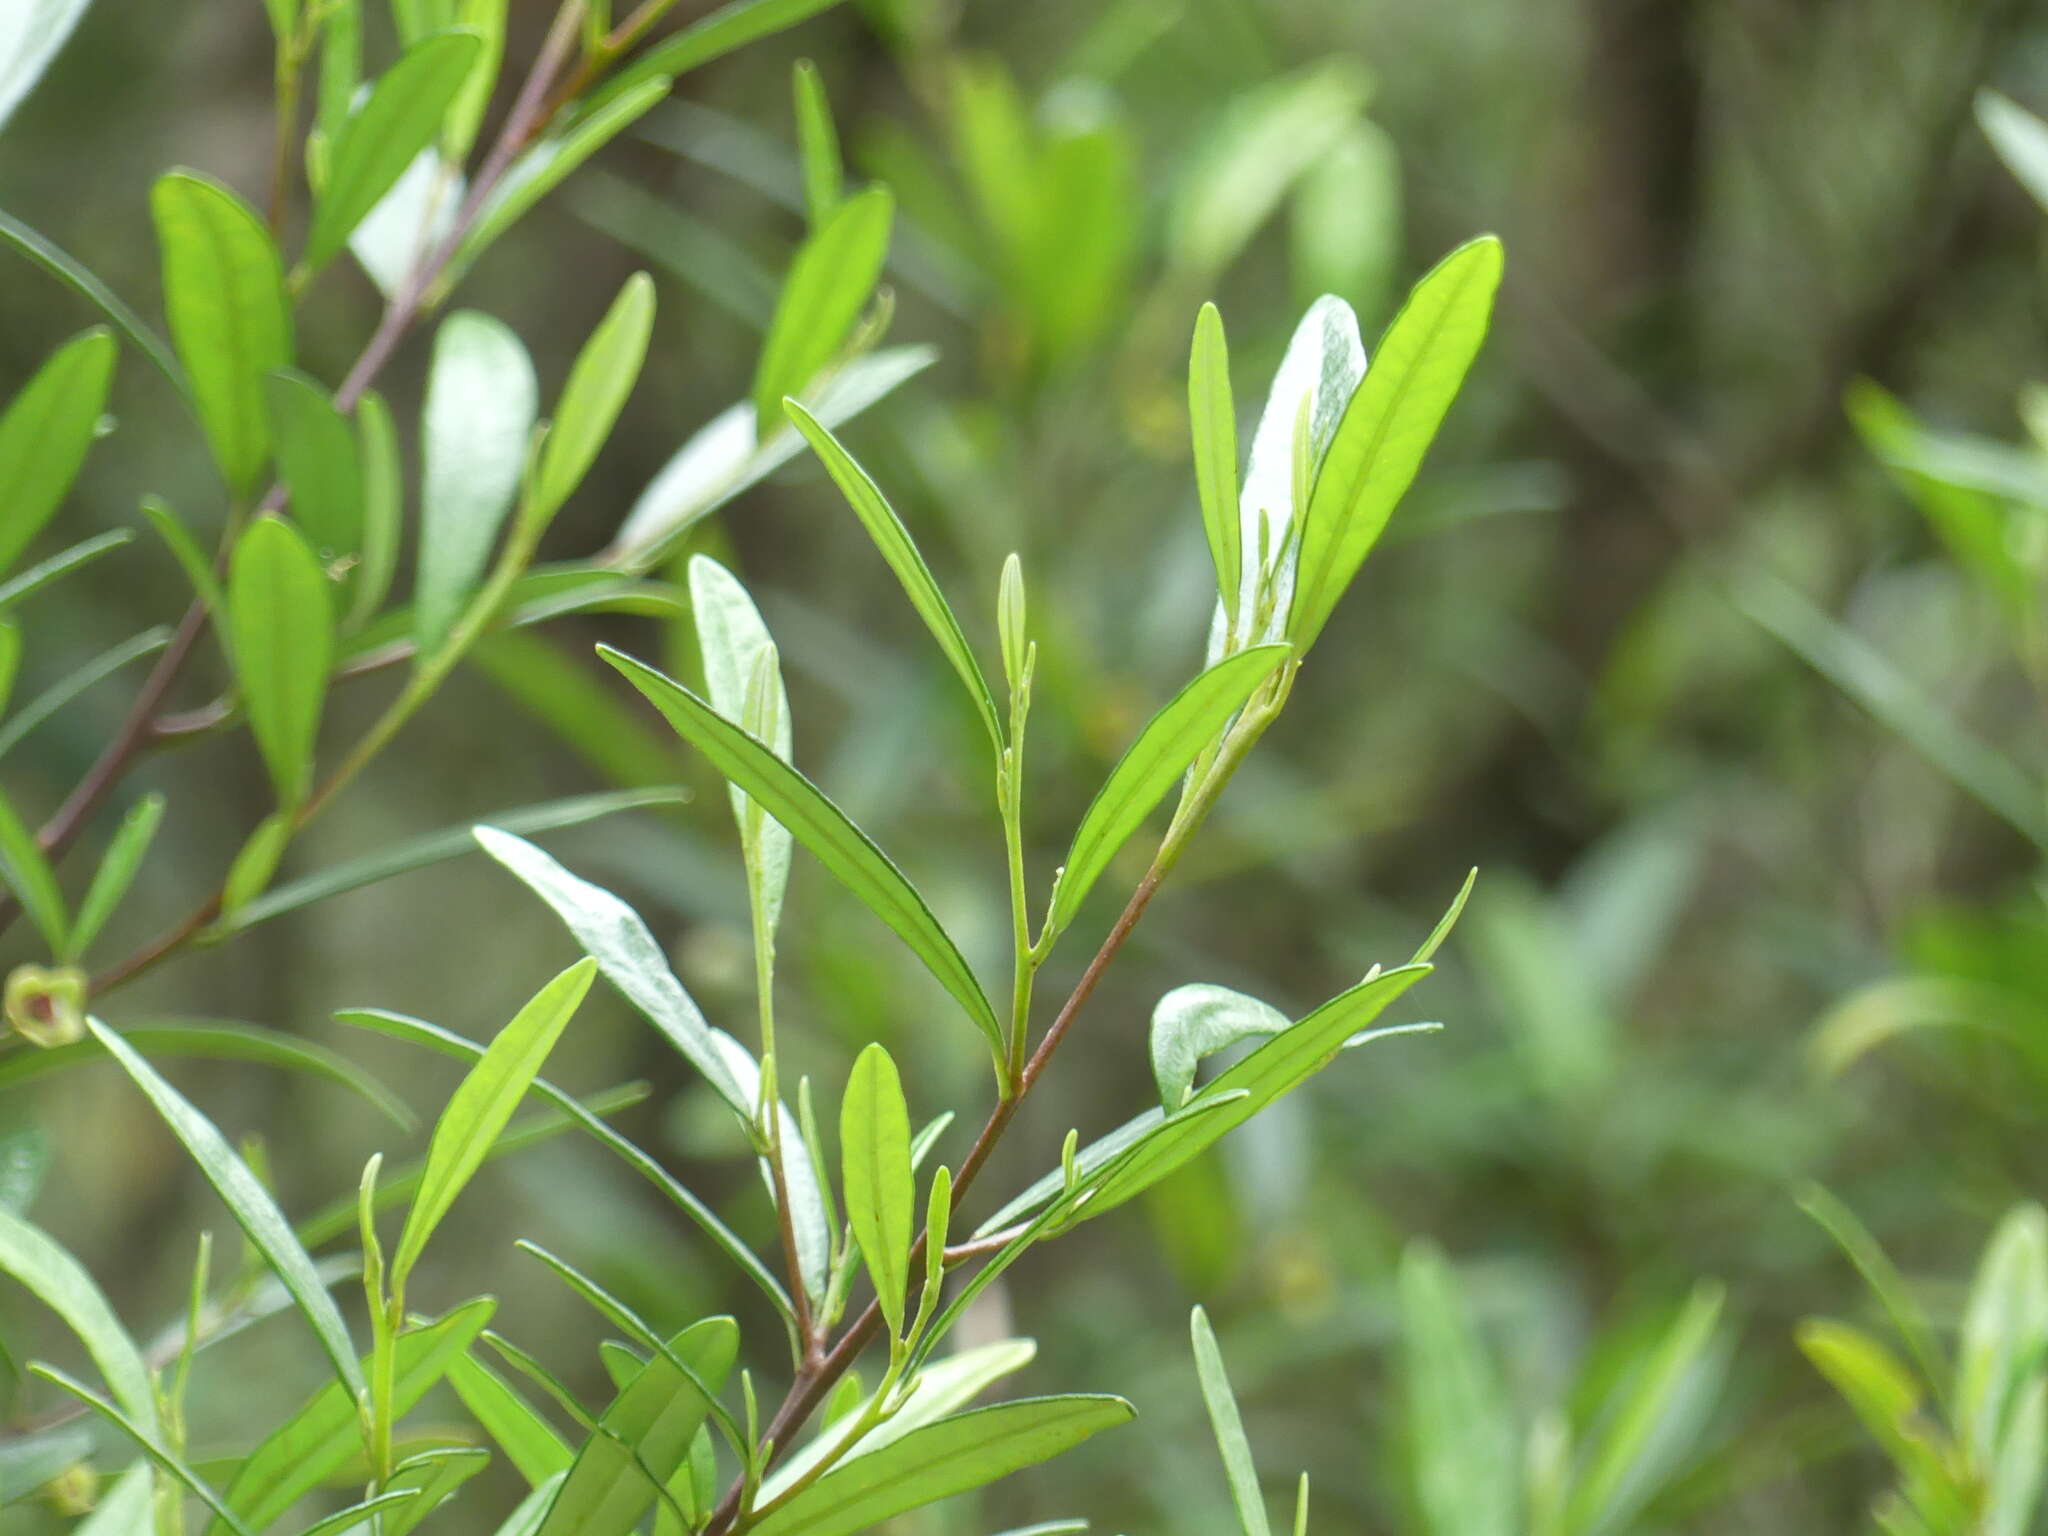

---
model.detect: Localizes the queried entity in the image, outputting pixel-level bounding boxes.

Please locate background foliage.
[7,0,2048,1531]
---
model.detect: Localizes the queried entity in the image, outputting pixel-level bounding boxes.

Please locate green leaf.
[442,0,505,160]
[204,1297,493,1536]
[450,1351,574,1487]
[304,29,482,273]
[0,327,114,576]
[30,1363,249,1535]
[0,786,63,948]
[219,810,291,918]
[73,1463,152,1534]
[391,957,596,1286]
[447,78,670,284]
[0,210,185,393]
[1797,1183,1947,1409]
[0,1425,91,1506]
[0,527,129,616]
[535,1316,739,1536]
[1798,1319,1951,1495]
[0,0,97,135]
[494,1472,567,1536]
[382,1445,492,1536]
[222,787,684,932]
[1980,90,2048,213]
[580,0,843,121]
[1050,645,1289,937]
[531,272,655,526]
[417,310,538,653]
[86,1018,365,1399]
[611,344,935,570]
[152,171,294,496]
[140,496,223,616]
[690,555,792,935]
[754,187,891,427]
[839,1042,913,1338]
[601,647,1004,1055]
[0,1205,158,1435]
[1958,1204,2048,1467]
[265,369,362,563]
[293,1489,423,1536]
[793,59,842,226]
[1190,1307,1270,1536]
[1398,1243,1516,1536]
[228,514,334,806]
[0,1019,411,1129]
[1150,983,1289,1111]
[473,828,756,1123]
[748,1395,1135,1536]
[350,388,401,626]
[1566,1281,1725,1534]
[1189,303,1239,622]
[62,792,164,961]
[1287,236,1502,651]
[313,0,361,145]
[783,400,1002,749]
[0,625,168,766]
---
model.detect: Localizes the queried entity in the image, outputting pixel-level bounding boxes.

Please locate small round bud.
[4,964,88,1049]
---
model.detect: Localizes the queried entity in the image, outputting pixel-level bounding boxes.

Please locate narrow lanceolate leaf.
[690,555,792,936]
[228,515,333,805]
[1049,644,1289,937]
[0,1206,159,1435]
[352,388,401,625]
[1399,1243,1517,1536]
[0,787,64,948]
[0,327,115,576]
[473,828,756,1124]
[264,369,362,563]
[1190,1308,1271,1536]
[1189,303,1240,621]
[0,0,97,135]
[1980,90,2048,214]
[531,272,654,526]
[601,647,1004,1053]
[754,187,892,426]
[31,1365,249,1535]
[303,29,482,273]
[748,1396,1136,1536]
[206,1298,492,1536]
[793,60,842,227]
[784,401,1003,750]
[581,0,843,122]
[450,1351,574,1487]
[418,310,537,652]
[63,791,165,961]
[382,1446,492,1536]
[0,211,185,393]
[86,1018,364,1399]
[535,1317,739,1536]
[152,171,293,496]
[391,957,596,1286]
[1287,237,1502,650]
[840,1043,913,1337]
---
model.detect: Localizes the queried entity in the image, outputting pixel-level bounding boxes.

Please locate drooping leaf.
[1287,237,1502,651]
[152,171,293,496]
[62,792,165,962]
[417,310,537,653]
[304,29,482,273]
[0,1019,411,1128]
[265,369,362,563]
[753,187,891,425]
[450,1351,574,1487]
[534,1316,739,1536]
[1190,1307,1271,1536]
[1189,303,1239,623]
[0,1205,158,1435]
[839,1042,913,1337]
[1050,645,1289,937]
[747,1395,1135,1536]
[228,514,333,806]
[531,272,654,527]
[473,828,755,1123]
[204,1297,492,1536]
[1149,983,1290,1110]
[0,326,115,577]
[601,648,1003,1055]
[783,400,1001,749]
[391,958,596,1286]
[87,1018,365,1399]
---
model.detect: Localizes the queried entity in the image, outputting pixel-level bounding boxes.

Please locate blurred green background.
[8,0,2048,1529]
